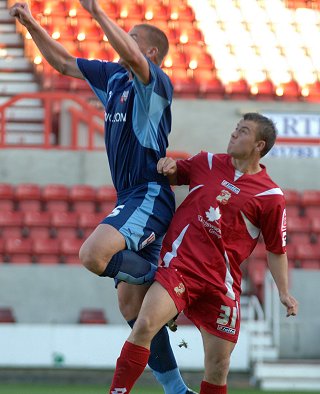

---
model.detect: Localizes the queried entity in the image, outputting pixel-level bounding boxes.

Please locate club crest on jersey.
[120,90,129,103]
[174,282,185,296]
[216,190,232,205]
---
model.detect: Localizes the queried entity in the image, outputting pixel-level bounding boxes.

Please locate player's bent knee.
[79,243,105,274]
[132,316,157,341]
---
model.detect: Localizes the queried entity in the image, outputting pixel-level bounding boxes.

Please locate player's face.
[119,27,150,70]
[128,26,150,56]
[227,120,263,159]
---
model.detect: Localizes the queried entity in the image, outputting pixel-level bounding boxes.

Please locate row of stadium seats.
[0,306,108,324]
[1,183,319,212]
[0,183,116,213]
[14,0,320,100]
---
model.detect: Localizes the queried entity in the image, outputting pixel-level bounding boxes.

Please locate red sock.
[109,341,150,394]
[200,380,227,394]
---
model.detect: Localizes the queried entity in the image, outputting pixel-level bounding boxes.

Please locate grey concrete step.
[0,33,23,45]
[0,98,42,107]
[255,362,320,391]
[0,8,12,21]
[0,81,39,94]
[0,57,31,71]
[5,106,44,121]
[0,23,16,33]
[5,123,44,133]
[0,72,35,81]
[1,47,25,57]
[4,131,45,144]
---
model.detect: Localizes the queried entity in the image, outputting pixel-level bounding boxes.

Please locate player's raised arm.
[157,157,178,185]
[79,0,150,84]
[267,252,298,317]
[9,2,83,79]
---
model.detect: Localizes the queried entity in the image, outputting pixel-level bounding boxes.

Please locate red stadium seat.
[23,211,52,239]
[301,190,320,218]
[286,216,311,243]
[295,244,320,269]
[51,211,79,238]
[15,184,42,212]
[195,70,225,99]
[0,307,16,323]
[225,79,250,100]
[60,237,84,264]
[79,308,108,324]
[69,185,97,213]
[96,185,117,214]
[78,212,104,234]
[283,189,302,218]
[0,184,15,211]
[0,211,23,238]
[4,237,33,263]
[42,184,69,213]
[250,80,275,101]
[32,238,60,263]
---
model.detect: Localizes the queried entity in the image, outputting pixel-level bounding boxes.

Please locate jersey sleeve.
[176,152,204,186]
[76,58,123,106]
[257,195,287,254]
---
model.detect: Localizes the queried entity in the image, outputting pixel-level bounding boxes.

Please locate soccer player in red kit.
[109,113,298,394]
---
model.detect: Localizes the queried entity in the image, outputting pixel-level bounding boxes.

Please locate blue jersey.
[77,58,173,192]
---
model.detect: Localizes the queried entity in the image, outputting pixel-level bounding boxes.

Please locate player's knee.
[207,356,230,384]
[79,242,105,274]
[132,315,157,342]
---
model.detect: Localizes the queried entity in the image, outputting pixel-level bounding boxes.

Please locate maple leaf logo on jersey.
[206,206,221,222]
[216,190,231,205]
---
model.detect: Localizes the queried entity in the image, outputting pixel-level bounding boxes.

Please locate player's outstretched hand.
[9,2,33,26]
[157,157,177,176]
[280,293,298,317]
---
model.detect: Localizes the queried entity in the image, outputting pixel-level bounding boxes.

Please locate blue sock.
[99,250,156,284]
[128,319,188,394]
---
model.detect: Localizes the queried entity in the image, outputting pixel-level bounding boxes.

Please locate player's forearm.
[25,19,76,76]
[91,7,142,65]
[267,252,290,296]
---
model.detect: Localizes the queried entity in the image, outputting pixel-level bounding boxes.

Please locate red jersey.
[160,152,287,299]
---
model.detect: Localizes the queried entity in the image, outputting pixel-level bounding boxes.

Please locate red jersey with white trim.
[160,152,287,299]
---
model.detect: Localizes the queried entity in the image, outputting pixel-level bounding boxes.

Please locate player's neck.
[231,157,262,175]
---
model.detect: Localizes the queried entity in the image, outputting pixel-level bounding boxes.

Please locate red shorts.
[155,266,241,343]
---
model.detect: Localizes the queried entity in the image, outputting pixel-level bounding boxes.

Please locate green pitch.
[0,385,312,394]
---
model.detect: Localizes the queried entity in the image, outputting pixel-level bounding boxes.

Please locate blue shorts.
[101,182,175,266]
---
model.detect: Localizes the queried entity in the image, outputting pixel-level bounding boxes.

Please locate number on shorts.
[217,305,237,328]
[108,205,125,218]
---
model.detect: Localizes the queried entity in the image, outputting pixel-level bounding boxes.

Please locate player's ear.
[147,46,158,58]
[256,140,265,153]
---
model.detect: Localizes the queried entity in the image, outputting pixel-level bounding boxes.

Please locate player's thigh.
[200,328,235,382]
[117,281,150,321]
[80,223,126,263]
[129,282,178,343]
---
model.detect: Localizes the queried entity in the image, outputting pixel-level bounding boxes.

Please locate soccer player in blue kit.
[10,1,196,393]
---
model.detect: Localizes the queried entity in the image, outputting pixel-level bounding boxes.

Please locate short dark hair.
[243,112,277,157]
[136,24,169,65]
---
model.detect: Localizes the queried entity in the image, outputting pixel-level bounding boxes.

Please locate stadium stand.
[79,308,108,324]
